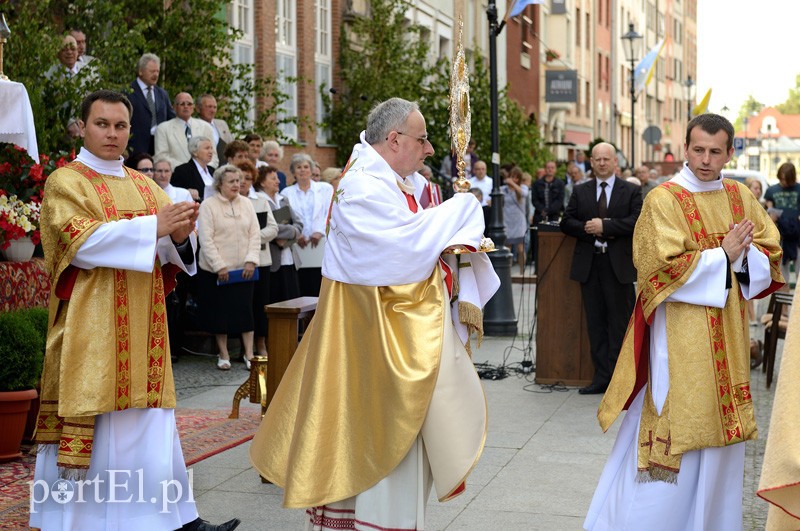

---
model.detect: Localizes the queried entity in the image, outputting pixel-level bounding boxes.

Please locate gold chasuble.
[35,162,176,476]
[250,267,486,508]
[599,179,783,481]
[758,287,800,528]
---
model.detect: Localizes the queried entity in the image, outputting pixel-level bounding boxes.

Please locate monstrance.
[446,19,495,254]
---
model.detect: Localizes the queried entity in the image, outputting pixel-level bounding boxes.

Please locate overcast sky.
[697,1,800,114]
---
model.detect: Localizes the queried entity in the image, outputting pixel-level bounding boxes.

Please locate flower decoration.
[545,49,560,62]
[0,142,75,250]
[0,194,41,249]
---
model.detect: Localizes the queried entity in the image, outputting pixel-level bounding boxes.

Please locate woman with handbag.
[261,164,304,304]
[197,165,261,370]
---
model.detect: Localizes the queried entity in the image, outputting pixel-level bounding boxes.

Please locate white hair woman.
[197,165,261,370]
[172,135,216,201]
[261,139,289,189]
[280,153,334,297]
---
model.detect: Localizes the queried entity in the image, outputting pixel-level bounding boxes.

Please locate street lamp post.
[684,75,695,122]
[743,116,749,170]
[621,24,642,169]
[482,0,517,336]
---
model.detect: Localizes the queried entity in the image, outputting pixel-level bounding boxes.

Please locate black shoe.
[182,517,241,531]
[578,383,608,395]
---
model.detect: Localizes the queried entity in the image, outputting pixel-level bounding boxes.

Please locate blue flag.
[508,0,544,18]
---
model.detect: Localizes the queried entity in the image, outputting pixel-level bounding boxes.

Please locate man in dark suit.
[560,142,642,394]
[127,53,175,156]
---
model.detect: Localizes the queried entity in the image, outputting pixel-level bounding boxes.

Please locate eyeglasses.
[154,169,171,174]
[177,102,194,107]
[138,167,155,173]
[389,131,429,146]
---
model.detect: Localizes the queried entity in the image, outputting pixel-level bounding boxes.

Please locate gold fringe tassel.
[458,301,484,356]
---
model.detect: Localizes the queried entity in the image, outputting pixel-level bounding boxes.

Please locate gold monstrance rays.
[449,19,471,193]
[447,19,495,253]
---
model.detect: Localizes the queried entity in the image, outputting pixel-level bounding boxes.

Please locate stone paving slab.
[175,280,782,530]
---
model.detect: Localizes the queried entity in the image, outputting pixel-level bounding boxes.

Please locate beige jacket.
[198,193,261,272]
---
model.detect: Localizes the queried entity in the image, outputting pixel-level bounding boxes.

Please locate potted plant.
[0,308,46,462]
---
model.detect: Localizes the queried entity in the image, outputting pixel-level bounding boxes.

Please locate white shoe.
[244,357,252,370]
[217,357,231,370]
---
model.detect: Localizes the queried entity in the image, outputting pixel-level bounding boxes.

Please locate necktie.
[185,123,192,141]
[597,182,608,243]
[598,182,608,218]
[146,86,157,128]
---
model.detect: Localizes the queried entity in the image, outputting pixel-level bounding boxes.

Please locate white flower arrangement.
[0,194,41,249]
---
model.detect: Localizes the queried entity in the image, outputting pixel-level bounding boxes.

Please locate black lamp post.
[683,75,695,122]
[743,116,749,169]
[621,24,642,169]
[482,0,517,336]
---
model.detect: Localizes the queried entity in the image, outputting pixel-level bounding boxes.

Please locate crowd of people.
[116,50,343,370]
[29,60,797,527]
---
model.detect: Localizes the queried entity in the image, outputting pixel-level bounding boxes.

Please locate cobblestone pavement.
[172,345,252,401]
[742,321,779,530]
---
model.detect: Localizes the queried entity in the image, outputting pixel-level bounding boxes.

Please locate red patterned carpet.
[0,408,261,530]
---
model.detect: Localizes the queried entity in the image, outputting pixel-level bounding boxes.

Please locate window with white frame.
[230,0,255,126]
[315,0,332,143]
[277,0,298,139]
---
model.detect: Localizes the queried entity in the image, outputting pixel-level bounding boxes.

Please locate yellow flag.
[692,88,712,117]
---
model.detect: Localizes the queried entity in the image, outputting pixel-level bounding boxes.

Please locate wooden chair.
[761,291,793,388]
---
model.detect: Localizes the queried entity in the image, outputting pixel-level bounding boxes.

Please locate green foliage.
[0,309,47,391]
[733,95,765,132]
[776,74,800,115]
[324,0,440,165]
[327,2,548,174]
[422,55,550,176]
[3,0,297,154]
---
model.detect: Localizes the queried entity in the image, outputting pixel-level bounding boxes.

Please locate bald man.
[560,142,642,394]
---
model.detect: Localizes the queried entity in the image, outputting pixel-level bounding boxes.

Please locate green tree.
[733,94,765,132]
[3,0,297,154]
[324,0,440,165]
[776,74,800,115]
[328,1,548,175]
[435,54,548,176]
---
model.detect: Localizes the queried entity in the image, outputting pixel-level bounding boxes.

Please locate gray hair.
[290,153,314,175]
[153,157,172,170]
[188,135,212,157]
[262,139,283,159]
[365,98,419,145]
[212,164,241,192]
[137,53,160,73]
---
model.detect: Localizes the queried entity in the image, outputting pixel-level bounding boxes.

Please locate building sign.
[551,0,567,15]
[545,70,578,103]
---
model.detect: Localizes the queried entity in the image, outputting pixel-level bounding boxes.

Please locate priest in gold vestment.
[585,114,783,531]
[249,98,500,530]
[757,287,800,529]
[30,91,240,531]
